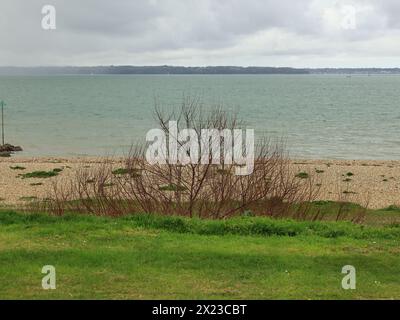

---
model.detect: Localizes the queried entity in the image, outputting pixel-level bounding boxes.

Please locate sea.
[0,74,399,159]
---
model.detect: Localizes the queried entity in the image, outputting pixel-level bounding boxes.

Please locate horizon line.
[0,65,400,69]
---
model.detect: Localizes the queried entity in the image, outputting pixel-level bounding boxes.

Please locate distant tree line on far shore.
[0,66,400,75]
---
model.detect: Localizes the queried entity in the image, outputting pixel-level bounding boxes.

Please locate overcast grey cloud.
[0,0,399,67]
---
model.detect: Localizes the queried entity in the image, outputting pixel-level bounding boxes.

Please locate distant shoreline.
[1,66,400,76]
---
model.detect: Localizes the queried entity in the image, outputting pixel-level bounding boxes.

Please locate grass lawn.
[0,210,400,299]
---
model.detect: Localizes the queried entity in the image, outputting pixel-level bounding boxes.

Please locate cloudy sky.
[1,0,400,67]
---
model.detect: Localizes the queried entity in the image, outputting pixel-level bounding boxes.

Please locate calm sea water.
[0,74,399,159]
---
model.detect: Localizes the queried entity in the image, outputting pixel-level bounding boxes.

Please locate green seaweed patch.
[312,200,336,206]
[315,169,325,174]
[0,152,11,158]
[10,166,26,170]
[343,191,357,195]
[216,168,232,175]
[19,169,60,179]
[112,168,130,175]
[159,184,187,192]
[112,168,141,177]
[346,172,354,177]
[103,183,115,188]
[295,172,309,179]
[30,182,43,186]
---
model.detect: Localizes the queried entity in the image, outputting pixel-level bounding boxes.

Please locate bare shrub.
[46,98,322,219]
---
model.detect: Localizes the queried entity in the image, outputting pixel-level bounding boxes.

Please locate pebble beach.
[0,157,399,209]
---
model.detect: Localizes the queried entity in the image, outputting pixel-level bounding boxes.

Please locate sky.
[1,0,400,67]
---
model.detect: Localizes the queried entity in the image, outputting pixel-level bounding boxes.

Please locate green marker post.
[0,100,5,146]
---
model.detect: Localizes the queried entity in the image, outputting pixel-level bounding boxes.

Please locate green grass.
[308,201,400,226]
[19,196,39,202]
[0,211,400,299]
[384,205,400,212]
